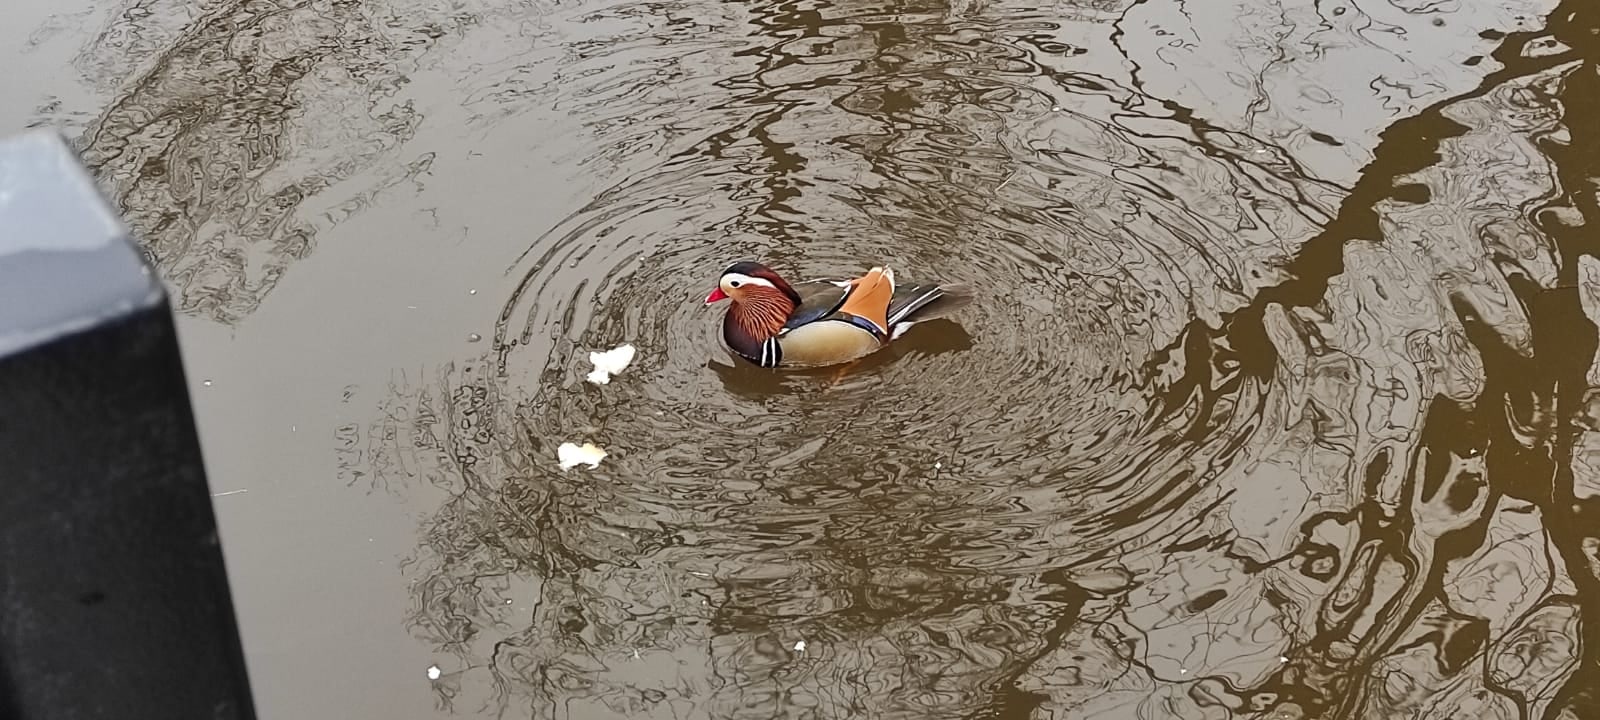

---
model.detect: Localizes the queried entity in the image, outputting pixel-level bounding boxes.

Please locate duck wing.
[784,267,904,334]
[835,267,895,336]
[887,282,971,326]
[783,280,851,330]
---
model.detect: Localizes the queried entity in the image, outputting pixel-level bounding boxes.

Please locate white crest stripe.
[722,273,777,289]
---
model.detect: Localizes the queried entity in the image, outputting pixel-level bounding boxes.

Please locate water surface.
[7,0,1600,717]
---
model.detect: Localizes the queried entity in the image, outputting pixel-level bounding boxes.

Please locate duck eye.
[729,280,742,288]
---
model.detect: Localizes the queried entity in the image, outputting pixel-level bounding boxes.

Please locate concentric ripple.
[345,0,1317,714]
[485,36,1271,545]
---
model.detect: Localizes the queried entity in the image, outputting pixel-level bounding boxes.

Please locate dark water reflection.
[32,0,1600,716]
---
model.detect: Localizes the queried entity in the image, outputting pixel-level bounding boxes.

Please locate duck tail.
[887,282,972,338]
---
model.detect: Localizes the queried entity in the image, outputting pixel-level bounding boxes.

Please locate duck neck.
[724,289,795,356]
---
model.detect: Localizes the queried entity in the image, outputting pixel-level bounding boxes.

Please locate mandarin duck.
[704,261,971,368]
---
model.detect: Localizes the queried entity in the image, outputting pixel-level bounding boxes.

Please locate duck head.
[703,261,802,307]
[704,261,803,341]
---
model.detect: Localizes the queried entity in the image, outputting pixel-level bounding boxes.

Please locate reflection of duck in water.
[704,261,971,368]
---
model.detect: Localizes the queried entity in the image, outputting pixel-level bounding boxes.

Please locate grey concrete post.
[0,130,256,719]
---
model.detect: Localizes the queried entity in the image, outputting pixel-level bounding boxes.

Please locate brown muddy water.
[6,0,1600,717]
